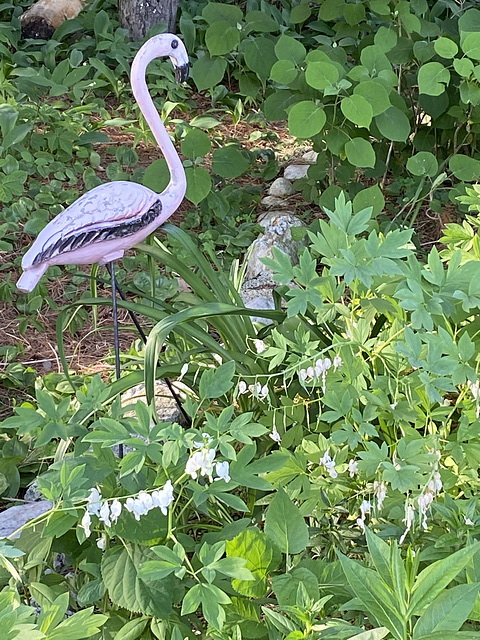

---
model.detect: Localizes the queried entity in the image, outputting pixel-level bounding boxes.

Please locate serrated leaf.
[101,544,174,618]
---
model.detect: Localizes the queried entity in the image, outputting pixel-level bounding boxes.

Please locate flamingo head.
[167,35,189,83]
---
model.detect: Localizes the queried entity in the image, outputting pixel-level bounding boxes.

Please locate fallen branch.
[20,0,86,39]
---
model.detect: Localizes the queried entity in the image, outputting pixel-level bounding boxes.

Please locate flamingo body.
[17,33,189,293]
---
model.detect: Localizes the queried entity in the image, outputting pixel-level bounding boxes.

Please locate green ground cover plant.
[4,0,480,639]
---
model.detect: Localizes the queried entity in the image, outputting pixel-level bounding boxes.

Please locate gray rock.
[0,501,52,539]
[241,212,306,322]
[268,177,293,197]
[284,164,309,180]
[261,195,290,209]
[302,150,319,164]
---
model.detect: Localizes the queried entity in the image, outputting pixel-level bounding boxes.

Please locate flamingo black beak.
[175,63,189,84]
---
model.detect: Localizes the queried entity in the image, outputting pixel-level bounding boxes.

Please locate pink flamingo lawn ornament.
[16,34,189,389]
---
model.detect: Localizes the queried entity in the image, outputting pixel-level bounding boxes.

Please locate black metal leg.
[110,262,124,459]
[105,264,191,427]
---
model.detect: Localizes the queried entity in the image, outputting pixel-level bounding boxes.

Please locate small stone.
[0,501,53,539]
[284,164,309,180]
[302,150,319,164]
[268,177,293,197]
[261,195,290,209]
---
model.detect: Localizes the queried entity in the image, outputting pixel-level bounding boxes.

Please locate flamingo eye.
[171,40,179,49]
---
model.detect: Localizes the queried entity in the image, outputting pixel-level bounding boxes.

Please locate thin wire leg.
[110,261,124,458]
[105,264,191,426]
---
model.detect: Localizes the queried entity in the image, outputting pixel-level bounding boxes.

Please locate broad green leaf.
[418,62,450,96]
[243,38,276,80]
[202,2,243,25]
[270,60,298,85]
[454,58,474,77]
[199,361,236,399]
[290,3,311,23]
[226,529,274,597]
[407,152,438,177]
[274,34,306,63]
[354,80,391,116]
[245,10,279,33]
[264,487,309,555]
[434,37,458,58]
[205,21,240,56]
[353,184,385,216]
[341,95,373,128]
[413,583,480,637]
[272,568,319,605]
[288,101,326,138]
[181,128,211,159]
[185,166,212,205]
[374,26,398,52]
[142,158,169,193]
[462,32,480,60]
[101,544,174,618]
[375,107,410,141]
[449,154,480,181]
[212,145,249,178]
[408,544,480,615]
[345,138,376,168]
[191,55,227,91]
[305,61,339,90]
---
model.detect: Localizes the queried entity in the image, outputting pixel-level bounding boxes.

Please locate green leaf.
[181,128,211,159]
[202,2,243,25]
[341,95,373,128]
[408,544,480,616]
[305,61,339,90]
[413,583,480,638]
[337,552,406,640]
[245,11,279,33]
[142,158,169,193]
[407,152,439,177]
[113,617,149,640]
[205,21,240,56]
[264,487,309,555]
[449,154,480,181]
[345,138,376,168]
[434,37,458,58]
[101,544,174,618]
[462,32,480,60]
[353,184,385,216]
[375,107,410,142]
[191,55,227,91]
[243,38,276,81]
[418,62,450,96]
[199,361,236,399]
[272,568,319,606]
[288,101,326,138]
[226,529,274,597]
[270,60,298,85]
[353,80,391,116]
[185,166,212,205]
[274,34,306,63]
[212,145,249,178]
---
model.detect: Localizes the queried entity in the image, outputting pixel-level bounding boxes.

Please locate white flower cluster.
[80,481,174,538]
[399,451,443,544]
[357,499,371,531]
[238,380,269,400]
[468,380,480,418]
[299,355,342,392]
[185,434,231,483]
[320,449,338,479]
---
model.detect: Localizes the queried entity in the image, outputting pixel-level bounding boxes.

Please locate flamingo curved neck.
[130,45,186,209]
